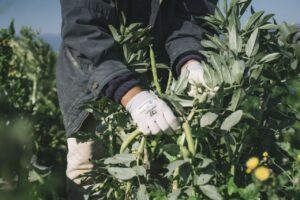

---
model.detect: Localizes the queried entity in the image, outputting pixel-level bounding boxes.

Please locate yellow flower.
[246,157,259,170]
[246,168,252,174]
[263,152,268,157]
[254,166,270,181]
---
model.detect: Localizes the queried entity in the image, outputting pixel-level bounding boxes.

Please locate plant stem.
[182,121,196,156]
[165,70,173,95]
[143,147,150,170]
[224,135,234,162]
[125,182,132,200]
[270,158,294,186]
[187,107,197,121]
[172,168,179,192]
[150,46,162,96]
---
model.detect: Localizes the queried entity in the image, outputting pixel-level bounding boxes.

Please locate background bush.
[0,21,66,200]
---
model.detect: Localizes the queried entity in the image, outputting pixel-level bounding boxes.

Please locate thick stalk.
[172,168,179,192]
[125,182,132,200]
[150,46,162,96]
[178,134,190,159]
[182,121,196,156]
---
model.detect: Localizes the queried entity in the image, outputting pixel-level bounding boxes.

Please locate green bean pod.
[180,146,190,159]
[150,46,162,96]
[137,136,146,155]
[120,129,142,153]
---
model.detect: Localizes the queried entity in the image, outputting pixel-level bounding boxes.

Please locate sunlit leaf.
[221,110,243,131]
[200,112,218,127]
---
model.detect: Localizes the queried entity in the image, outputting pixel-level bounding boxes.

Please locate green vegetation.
[0,0,299,199]
[0,22,66,200]
[79,0,300,199]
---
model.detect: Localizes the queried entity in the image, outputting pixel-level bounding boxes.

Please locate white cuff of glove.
[126,91,179,135]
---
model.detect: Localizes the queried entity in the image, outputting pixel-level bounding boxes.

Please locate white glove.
[182,61,208,88]
[126,91,179,135]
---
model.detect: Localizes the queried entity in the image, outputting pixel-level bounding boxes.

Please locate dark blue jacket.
[56,0,217,136]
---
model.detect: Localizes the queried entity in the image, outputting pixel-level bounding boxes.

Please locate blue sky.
[0,0,299,35]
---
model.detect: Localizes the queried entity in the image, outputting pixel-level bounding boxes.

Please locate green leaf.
[107,167,136,180]
[224,133,237,155]
[171,70,189,95]
[227,177,239,195]
[228,25,242,52]
[168,189,181,200]
[245,28,259,57]
[108,25,121,42]
[259,24,279,30]
[156,63,169,69]
[201,40,218,49]
[199,185,223,200]
[239,0,252,16]
[206,35,227,51]
[137,184,150,200]
[231,60,245,84]
[260,53,281,63]
[200,112,218,127]
[249,64,263,81]
[9,20,15,36]
[243,11,264,31]
[220,62,234,85]
[220,110,243,131]
[203,62,218,87]
[228,88,245,111]
[162,94,185,115]
[259,14,275,25]
[123,45,129,61]
[195,174,213,186]
[104,153,136,165]
[127,23,142,31]
[210,54,224,82]
[214,6,225,22]
[276,142,295,157]
[133,166,146,177]
[169,95,193,107]
[165,160,188,177]
[162,144,180,156]
[197,157,213,168]
[238,184,259,199]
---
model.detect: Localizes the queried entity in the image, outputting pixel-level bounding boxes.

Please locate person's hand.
[181,60,208,88]
[124,91,179,135]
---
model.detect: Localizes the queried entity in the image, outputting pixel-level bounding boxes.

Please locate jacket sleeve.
[165,0,218,76]
[60,0,138,99]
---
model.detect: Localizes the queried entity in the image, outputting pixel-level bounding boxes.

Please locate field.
[0,0,300,199]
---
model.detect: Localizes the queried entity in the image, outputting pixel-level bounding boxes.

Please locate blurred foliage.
[0,21,66,199]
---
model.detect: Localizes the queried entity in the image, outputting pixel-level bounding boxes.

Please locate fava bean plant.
[77,0,300,199]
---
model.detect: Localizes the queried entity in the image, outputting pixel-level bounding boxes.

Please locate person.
[56,0,217,199]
